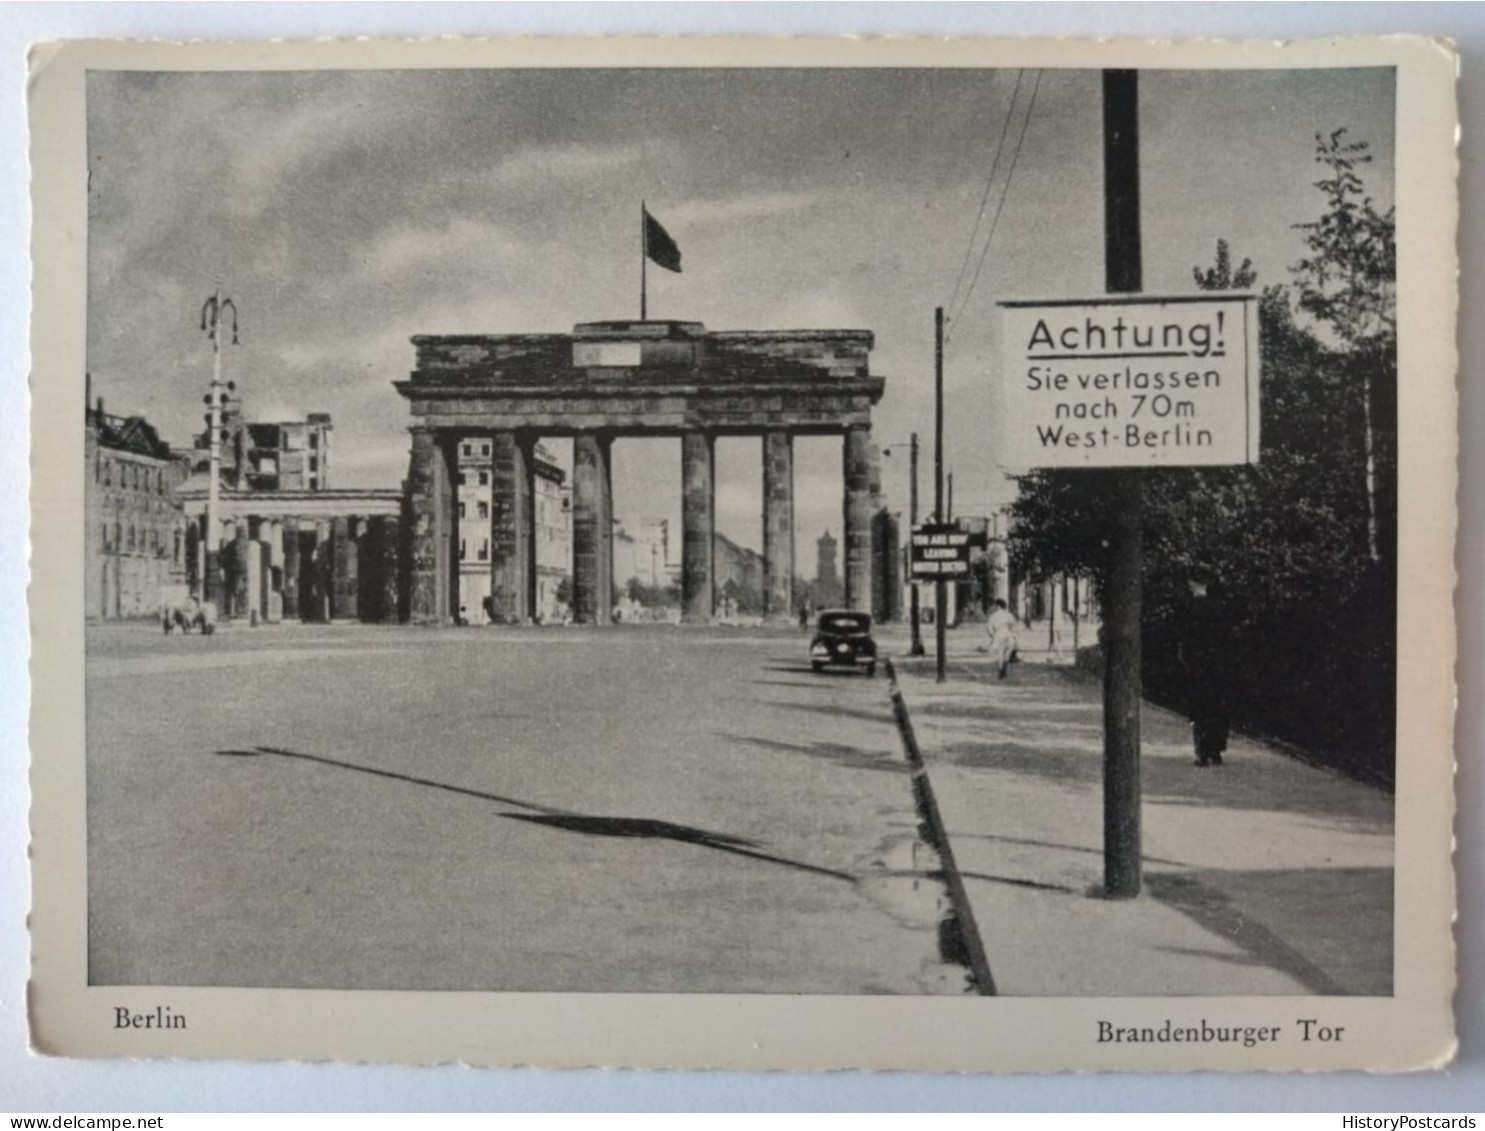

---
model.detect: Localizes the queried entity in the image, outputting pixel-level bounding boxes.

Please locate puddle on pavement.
[859,833,948,928]
[858,831,976,994]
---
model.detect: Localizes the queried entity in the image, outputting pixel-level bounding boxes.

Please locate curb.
[883,657,997,996]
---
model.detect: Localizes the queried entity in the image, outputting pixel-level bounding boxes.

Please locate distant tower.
[816,529,842,608]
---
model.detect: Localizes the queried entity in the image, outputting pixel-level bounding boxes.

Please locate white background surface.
[3,2,1480,1112]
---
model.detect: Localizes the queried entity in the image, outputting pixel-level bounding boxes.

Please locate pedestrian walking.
[985,598,1018,679]
[798,604,811,631]
[1180,572,1233,766]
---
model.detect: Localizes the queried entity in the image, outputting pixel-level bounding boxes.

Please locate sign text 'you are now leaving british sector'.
[996,295,1261,468]
[910,523,972,581]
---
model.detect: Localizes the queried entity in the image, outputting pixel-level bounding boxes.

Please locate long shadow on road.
[759,699,897,728]
[759,663,875,680]
[934,732,1390,827]
[950,829,1187,869]
[909,668,1391,826]
[1144,869,1391,995]
[727,732,913,777]
[215,745,854,882]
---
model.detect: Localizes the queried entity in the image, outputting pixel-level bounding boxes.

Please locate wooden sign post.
[995,72,1260,898]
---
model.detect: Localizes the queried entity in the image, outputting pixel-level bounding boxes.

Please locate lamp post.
[935,306,946,684]
[200,287,238,610]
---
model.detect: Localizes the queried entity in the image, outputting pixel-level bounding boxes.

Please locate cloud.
[754,281,871,333]
[481,141,653,190]
[362,217,523,278]
[271,325,413,380]
[227,93,386,220]
[666,190,823,228]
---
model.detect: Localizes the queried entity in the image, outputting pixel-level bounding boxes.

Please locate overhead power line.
[944,70,1026,320]
[946,68,1044,340]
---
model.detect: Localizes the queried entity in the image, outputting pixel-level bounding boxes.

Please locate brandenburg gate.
[396,320,886,625]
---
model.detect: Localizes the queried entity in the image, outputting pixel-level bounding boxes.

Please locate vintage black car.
[809,609,877,676]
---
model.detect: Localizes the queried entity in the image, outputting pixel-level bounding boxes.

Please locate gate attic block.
[396,320,885,625]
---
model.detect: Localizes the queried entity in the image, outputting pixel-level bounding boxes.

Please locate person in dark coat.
[1179,573,1233,766]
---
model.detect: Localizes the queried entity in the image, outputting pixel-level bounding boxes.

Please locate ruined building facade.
[85,392,193,620]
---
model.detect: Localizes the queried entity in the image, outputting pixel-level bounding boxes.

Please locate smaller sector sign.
[910,523,971,580]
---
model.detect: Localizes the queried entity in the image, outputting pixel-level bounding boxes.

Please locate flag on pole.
[643,207,682,273]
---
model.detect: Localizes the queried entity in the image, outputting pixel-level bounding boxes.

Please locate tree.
[1192,239,1257,292]
[623,578,681,609]
[720,577,764,616]
[1292,130,1396,345]
[1291,128,1397,565]
[1006,221,1395,780]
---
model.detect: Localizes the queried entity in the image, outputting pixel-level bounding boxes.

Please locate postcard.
[28,33,1458,1071]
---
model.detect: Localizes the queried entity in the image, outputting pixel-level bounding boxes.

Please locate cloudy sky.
[86,65,1393,565]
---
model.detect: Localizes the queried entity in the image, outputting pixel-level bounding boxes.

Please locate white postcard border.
[26,33,1459,1072]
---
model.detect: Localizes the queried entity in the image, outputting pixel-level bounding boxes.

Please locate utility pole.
[946,470,957,629]
[1101,69,1143,899]
[200,287,238,612]
[934,306,947,684]
[909,431,924,656]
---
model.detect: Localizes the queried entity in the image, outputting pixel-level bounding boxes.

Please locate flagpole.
[640,200,647,320]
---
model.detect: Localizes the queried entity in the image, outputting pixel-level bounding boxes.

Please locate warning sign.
[996,295,1260,468]
[910,523,971,580]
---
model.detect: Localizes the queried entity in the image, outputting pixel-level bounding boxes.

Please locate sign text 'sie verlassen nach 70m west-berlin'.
[995,295,1261,469]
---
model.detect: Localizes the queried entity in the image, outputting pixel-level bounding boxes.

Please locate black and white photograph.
[26,33,1458,1073]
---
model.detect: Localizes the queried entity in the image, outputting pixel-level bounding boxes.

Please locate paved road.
[86,624,965,994]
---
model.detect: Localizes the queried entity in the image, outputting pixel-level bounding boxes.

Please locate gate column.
[305,520,329,623]
[231,518,251,619]
[332,513,360,617]
[266,519,283,623]
[572,433,613,625]
[490,432,532,623]
[843,426,875,612]
[682,432,715,624]
[373,514,402,623]
[282,518,301,621]
[330,516,356,620]
[252,518,272,622]
[525,451,539,622]
[762,430,794,623]
[407,427,454,624]
[245,518,264,621]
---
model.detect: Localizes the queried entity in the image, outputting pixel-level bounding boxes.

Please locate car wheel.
[865,663,876,678]
[811,661,825,672]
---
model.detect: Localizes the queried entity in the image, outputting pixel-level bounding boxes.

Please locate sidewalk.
[882,626,1394,996]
